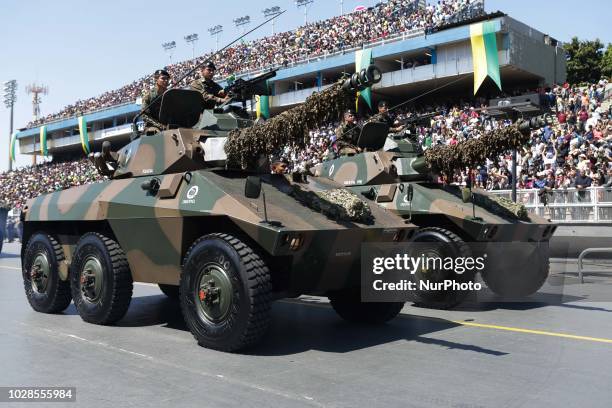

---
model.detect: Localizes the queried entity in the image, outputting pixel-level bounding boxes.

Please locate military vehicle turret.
[310,108,555,303]
[20,65,420,352]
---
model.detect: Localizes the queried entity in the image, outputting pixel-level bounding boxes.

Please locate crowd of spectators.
[0,160,104,211]
[27,0,484,128]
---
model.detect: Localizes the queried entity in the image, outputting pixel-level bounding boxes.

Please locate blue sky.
[1,0,610,170]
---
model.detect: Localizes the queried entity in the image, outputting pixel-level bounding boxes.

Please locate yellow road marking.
[451,320,612,344]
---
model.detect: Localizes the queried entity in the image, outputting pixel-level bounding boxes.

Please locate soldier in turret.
[335,109,361,154]
[374,100,405,134]
[189,62,230,108]
[141,69,170,134]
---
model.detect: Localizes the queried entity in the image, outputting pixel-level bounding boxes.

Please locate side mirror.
[406,184,414,201]
[245,176,262,199]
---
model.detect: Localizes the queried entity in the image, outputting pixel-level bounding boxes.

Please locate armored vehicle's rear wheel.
[70,233,133,325]
[180,233,272,352]
[158,284,179,299]
[22,233,72,313]
[481,246,549,297]
[329,290,404,324]
[408,227,474,309]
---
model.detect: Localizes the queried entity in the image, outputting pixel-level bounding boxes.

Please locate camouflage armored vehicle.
[20,66,419,351]
[309,110,555,306]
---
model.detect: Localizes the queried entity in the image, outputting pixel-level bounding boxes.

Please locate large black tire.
[481,245,550,297]
[329,290,404,324]
[408,227,474,309]
[70,232,133,325]
[22,233,72,313]
[180,233,272,352]
[158,284,179,299]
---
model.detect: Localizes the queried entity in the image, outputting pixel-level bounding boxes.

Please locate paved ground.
[1,241,612,408]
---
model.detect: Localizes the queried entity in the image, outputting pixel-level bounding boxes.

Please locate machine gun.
[224,70,277,105]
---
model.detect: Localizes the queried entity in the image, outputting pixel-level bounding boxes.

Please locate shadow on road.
[111,294,508,356]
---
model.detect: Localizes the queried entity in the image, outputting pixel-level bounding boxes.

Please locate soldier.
[189,62,230,108]
[335,109,361,154]
[375,100,405,134]
[141,69,170,134]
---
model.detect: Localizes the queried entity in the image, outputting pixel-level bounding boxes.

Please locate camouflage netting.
[424,125,528,175]
[225,83,354,169]
[466,189,530,221]
[291,186,372,223]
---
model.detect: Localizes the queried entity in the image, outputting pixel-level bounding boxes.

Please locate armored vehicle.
[310,110,555,305]
[20,66,418,351]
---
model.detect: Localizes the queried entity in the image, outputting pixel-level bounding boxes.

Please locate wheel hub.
[81,257,103,302]
[31,253,50,293]
[195,264,233,323]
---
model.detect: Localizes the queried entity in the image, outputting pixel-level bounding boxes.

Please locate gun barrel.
[340,65,382,93]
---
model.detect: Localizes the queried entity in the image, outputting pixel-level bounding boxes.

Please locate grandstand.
[13,0,566,159]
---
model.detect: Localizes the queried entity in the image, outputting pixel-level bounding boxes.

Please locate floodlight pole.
[208,25,223,52]
[263,6,282,35]
[4,80,17,171]
[295,0,313,24]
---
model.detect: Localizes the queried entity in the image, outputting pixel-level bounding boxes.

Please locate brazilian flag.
[355,48,373,111]
[40,126,48,156]
[470,21,502,95]
[255,95,270,120]
[78,116,91,154]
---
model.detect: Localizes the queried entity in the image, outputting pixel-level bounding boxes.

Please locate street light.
[3,80,17,171]
[162,41,176,64]
[233,15,251,34]
[295,0,313,24]
[262,6,282,35]
[208,25,223,52]
[184,33,199,59]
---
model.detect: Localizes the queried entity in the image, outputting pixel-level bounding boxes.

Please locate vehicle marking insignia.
[328,164,335,176]
[186,186,199,200]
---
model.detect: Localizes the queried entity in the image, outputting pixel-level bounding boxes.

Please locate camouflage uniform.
[141,86,165,133]
[189,78,225,109]
[335,122,360,152]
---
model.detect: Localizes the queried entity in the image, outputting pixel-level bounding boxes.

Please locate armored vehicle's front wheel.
[408,227,474,309]
[180,233,272,352]
[70,233,133,325]
[329,290,404,324]
[158,284,179,299]
[22,233,72,313]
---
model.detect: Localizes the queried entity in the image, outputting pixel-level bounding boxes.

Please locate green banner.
[470,21,502,94]
[355,48,373,110]
[9,132,17,163]
[78,116,90,154]
[40,126,48,156]
[256,94,270,119]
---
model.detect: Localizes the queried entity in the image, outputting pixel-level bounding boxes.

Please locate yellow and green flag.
[355,48,373,111]
[78,116,90,154]
[255,95,270,120]
[469,21,502,95]
[9,132,17,163]
[40,126,48,156]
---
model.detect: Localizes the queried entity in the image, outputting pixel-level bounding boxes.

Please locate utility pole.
[3,80,17,171]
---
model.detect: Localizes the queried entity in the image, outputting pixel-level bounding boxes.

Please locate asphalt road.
[1,241,612,408]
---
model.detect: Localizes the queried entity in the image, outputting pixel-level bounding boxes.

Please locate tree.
[601,43,612,79]
[563,37,604,84]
